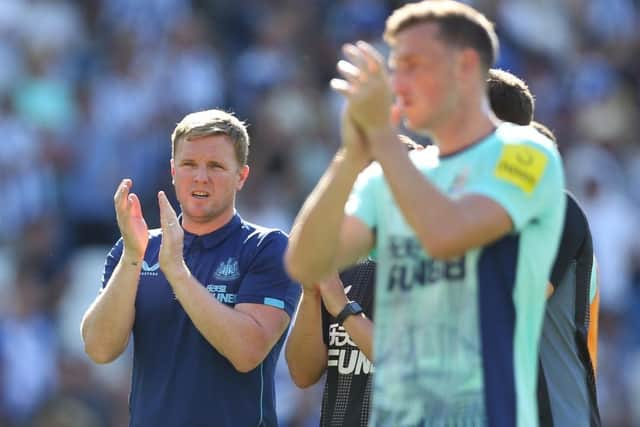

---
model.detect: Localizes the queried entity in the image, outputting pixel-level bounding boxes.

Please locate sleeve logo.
[494,144,548,194]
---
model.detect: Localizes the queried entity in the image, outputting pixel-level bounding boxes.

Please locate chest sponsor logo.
[494,144,548,194]
[214,258,240,281]
[206,284,237,304]
[387,236,466,291]
[328,323,373,375]
[141,261,160,276]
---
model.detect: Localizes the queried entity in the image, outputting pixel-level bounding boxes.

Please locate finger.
[356,41,385,73]
[128,193,144,218]
[158,191,178,229]
[114,179,131,206]
[336,60,362,83]
[343,43,367,71]
[330,78,353,96]
[113,179,133,213]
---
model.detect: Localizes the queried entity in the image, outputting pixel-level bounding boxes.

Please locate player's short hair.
[531,120,557,144]
[384,0,498,70]
[171,109,250,166]
[487,69,534,125]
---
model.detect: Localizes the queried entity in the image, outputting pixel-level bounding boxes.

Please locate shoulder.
[563,192,591,238]
[494,122,560,159]
[490,122,563,190]
[239,219,289,251]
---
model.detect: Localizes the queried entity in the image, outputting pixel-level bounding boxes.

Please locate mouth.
[191,191,210,199]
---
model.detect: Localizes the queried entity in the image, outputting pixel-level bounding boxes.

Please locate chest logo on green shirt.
[387,236,466,290]
[494,144,548,194]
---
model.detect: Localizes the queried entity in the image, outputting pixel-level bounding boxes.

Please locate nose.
[194,165,208,182]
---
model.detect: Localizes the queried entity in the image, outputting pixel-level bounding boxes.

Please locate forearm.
[286,150,364,284]
[285,290,328,387]
[370,129,468,258]
[81,253,140,363]
[341,314,374,361]
[170,271,284,373]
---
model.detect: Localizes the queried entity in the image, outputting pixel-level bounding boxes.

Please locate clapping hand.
[331,41,394,139]
[114,179,148,263]
[158,191,188,283]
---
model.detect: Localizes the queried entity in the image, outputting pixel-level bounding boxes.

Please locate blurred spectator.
[0,268,58,425]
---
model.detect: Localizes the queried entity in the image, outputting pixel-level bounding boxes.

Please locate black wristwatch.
[335,301,364,326]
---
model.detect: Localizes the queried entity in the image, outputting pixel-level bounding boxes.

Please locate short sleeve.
[235,231,301,318]
[100,238,124,292]
[465,141,565,231]
[345,163,380,231]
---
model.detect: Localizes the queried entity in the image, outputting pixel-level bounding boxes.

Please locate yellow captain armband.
[494,144,548,194]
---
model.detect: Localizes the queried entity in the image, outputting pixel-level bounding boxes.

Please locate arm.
[285,113,375,286]
[285,289,328,388]
[157,191,291,373]
[168,272,290,373]
[371,131,512,259]
[332,42,516,259]
[318,274,373,361]
[81,179,148,363]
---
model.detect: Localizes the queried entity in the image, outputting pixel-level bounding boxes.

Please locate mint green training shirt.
[345,123,565,427]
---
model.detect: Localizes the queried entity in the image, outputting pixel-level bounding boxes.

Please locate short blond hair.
[171,109,250,166]
[384,0,498,70]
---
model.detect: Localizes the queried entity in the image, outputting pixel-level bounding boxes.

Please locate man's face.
[389,22,461,132]
[171,135,248,228]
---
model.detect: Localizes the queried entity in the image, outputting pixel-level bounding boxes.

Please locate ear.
[170,158,176,185]
[457,48,481,80]
[236,165,250,191]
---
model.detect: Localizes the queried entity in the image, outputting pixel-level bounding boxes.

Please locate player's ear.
[457,48,481,79]
[170,158,175,185]
[237,165,250,191]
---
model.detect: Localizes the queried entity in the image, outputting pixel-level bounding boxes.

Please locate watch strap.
[336,301,364,326]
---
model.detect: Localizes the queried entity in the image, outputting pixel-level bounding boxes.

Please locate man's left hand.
[158,191,189,284]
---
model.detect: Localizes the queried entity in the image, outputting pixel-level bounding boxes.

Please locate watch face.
[338,301,363,325]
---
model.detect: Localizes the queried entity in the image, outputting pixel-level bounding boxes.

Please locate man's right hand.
[114,178,149,262]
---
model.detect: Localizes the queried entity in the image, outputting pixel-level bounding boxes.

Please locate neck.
[181,207,236,236]
[429,95,499,156]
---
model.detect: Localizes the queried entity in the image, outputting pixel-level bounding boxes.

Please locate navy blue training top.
[100,214,301,427]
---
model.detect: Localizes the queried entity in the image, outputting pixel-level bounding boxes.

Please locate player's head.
[487,69,534,125]
[385,0,498,132]
[171,109,250,167]
[170,110,250,228]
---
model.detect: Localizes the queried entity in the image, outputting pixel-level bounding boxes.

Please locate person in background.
[487,69,602,427]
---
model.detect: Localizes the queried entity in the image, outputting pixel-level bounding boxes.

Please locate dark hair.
[384,0,498,70]
[487,69,534,125]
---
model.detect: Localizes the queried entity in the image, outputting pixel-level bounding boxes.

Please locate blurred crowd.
[0,0,638,426]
